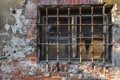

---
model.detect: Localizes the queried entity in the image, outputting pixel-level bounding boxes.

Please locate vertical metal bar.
[57,7,59,63]
[79,6,82,63]
[68,7,71,63]
[72,16,77,58]
[46,7,48,62]
[91,6,94,62]
[106,15,109,60]
[37,7,40,62]
[103,5,106,64]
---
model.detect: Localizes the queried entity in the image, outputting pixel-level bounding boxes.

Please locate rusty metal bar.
[38,24,105,26]
[42,15,105,18]
[46,7,48,62]
[106,15,109,60]
[103,5,106,64]
[68,7,71,63]
[57,7,59,63]
[91,6,94,62]
[37,7,40,61]
[39,43,110,46]
[79,6,82,63]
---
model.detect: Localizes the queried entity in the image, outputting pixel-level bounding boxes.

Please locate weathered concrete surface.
[0,0,25,56]
[0,0,24,25]
[0,0,36,60]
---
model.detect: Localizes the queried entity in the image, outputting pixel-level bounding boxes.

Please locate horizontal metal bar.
[37,24,107,26]
[43,58,109,61]
[41,15,106,17]
[39,37,105,38]
[38,3,106,7]
[38,43,113,46]
[38,3,108,7]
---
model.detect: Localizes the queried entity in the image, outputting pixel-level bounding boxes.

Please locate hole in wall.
[14,50,16,53]
[12,10,16,14]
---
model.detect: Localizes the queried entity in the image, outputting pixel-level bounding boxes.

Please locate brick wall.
[0,0,120,80]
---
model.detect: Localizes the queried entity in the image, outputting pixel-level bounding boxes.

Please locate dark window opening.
[37,4,113,63]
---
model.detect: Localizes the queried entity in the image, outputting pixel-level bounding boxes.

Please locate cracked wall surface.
[0,0,36,60]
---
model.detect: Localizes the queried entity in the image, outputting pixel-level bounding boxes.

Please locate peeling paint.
[10,8,24,34]
[1,62,12,73]
[4,19,10,31]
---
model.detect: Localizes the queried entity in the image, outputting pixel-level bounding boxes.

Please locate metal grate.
[37,4,113,63]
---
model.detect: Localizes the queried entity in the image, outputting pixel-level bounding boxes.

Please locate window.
[37,4,113,63]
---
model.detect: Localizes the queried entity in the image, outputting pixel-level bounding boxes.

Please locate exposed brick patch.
[68,78,82,80]
[11,76,23,80]
[10,70,21,75]
[36,71,44,76]
[51,72,59,77]
[106,73,113,79]
[27,53,37,57]
[23,76,36,80]
[59,72,68,77]
[41,78,53,80]
[27,33,33,38]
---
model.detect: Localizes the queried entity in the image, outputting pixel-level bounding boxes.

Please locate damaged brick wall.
[0,0,120,80]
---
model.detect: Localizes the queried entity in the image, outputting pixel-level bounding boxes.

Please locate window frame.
[37,4,113,64]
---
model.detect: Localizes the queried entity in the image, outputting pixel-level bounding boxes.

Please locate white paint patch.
[2,8,35,61]
[10,8,25,34]
[5,19,10,31]
[1,62,12,73]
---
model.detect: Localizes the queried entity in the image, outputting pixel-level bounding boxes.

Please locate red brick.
[99,66,104,74]
[54,78,62,80]
[43,78,53,80]
[106,73,113,79]
[11,70,21,75]
[76,0,81,4]
[36,78,44,80]
[59,64,65,71]
[58,0,65,5]
[50,72,59,77]
[27,33,33,38]
[68,78,81,80]
[50,0,58,5]
[73,0,79,4]
[27,53,37,57]
[67,0,73,4]
[81,0,89,4]
[0,62,2,66]
[59,73,68,77]
[87,65,91,72]
[51,65,57,71]
[0,71,3,79]
[24,76,36,80]
[39,78,61,80]
[36,71,43,76]
[11,76,23,80]
[25,15,37,19]
[12,60,19,67]
[30,57,37,62]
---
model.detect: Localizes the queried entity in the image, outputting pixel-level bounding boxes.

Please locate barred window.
[37,4,113,64]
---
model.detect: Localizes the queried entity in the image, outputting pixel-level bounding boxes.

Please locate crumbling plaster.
[0,0,24,25]
[0,0,35,60]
